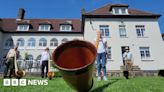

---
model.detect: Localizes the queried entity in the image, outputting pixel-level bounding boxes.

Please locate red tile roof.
[0,18,82,33]
[83,4,161,18]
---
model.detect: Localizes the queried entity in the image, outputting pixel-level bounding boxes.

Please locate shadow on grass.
[91,79,120,92]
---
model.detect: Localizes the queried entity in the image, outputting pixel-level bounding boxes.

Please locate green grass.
[0,76,164,92]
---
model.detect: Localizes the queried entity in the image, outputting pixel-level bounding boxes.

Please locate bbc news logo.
[3,79,48,86]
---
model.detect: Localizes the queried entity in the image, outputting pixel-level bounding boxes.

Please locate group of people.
[2,31,133,80]
[2,45,51,78]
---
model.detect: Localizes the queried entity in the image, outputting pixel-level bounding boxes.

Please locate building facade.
[0,4,164,72]
[83,4,164,71]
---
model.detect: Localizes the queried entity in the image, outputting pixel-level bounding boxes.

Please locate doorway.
[121,46,130,65]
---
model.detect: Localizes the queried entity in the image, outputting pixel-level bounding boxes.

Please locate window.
[113,7,128,15]
[121,8,126,14]
[62,38,68,43]
[136,25,145,37]
[36,55,41,68]
[27,54,33,69]
[99,25,110,37]
[60,25,72,31]
[39,25,50,31]
[114,8,119,14]
[17,25,29,31]
[50,38,58,47]
[119,25,127,37]
[139,47,151,59]
[5,38,13,47]
[39,38,47,47]
[107,47,111,59]
[17,38,25,47]
[28,38,36,47]
[36,55,41,61]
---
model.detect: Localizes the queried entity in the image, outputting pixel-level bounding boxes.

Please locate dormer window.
[17,24,29,31]
[112,7,128,15]
[39,25,51,31]
[60,25,72,31]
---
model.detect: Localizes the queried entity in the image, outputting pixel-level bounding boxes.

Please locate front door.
[121,46,130,65]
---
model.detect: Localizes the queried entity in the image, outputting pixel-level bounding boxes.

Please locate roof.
[0,18,82,33]
[83,4,161,18]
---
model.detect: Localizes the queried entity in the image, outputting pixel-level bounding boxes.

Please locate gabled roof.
[83,4,161,18]
[0,18,82,33]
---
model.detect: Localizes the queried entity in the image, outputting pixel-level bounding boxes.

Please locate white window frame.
[113,7,128,15]
[17,38,25,47]
[39,25,50,31]
[50,38,58,47]
[39,38,47,47]
[17,25,29,31]
[139,47,151,60]
[136,25,145,37]
[99,25,110,37]
[62,38,68,43]
[28,38,36,47]
[119,25,127,37]
[60,25,72,31]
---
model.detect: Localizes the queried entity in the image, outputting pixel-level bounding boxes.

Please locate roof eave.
[2,31,83,34]
[82,14,161,18]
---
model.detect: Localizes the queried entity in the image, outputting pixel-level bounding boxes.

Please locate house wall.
[84,18,164,70]
[2,33,83,61]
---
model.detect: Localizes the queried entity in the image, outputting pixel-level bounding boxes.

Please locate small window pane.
[60,25,72,31]
[140,47,151,59]
[100,25,110,37]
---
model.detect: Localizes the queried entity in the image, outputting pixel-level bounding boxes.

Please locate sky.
[0,0,164,33]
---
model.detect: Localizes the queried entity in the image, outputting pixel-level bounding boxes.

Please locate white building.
[83,4,164,71]
[0,9,83,72]
[0,4,164,73]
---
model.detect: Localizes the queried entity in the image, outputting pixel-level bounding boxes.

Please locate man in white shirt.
[123,47,133,79]
[94,31,108,81]
[40,47,51,78]
[3,45,19,78]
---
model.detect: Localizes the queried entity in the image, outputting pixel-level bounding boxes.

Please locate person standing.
[94,31,108,81]
[3,45,19,78]
[40,47,51,78]
[123,47,133,79]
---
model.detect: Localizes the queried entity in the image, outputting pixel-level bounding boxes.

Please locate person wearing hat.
[40,47,51,78]
[3,45,19,78]
[123,47,133,79]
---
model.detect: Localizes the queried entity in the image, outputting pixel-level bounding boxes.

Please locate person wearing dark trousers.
[40,47,51,78]
[123,47,133,79]
[3,45,19,78]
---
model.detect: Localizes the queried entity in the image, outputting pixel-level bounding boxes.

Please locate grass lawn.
[0,76,164,92]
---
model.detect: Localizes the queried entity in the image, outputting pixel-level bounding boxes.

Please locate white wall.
[2,33,83,60]
[84,18,164,70]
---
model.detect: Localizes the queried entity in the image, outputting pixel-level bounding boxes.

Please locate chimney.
[80,8,86,14]
[16,8,25,21]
